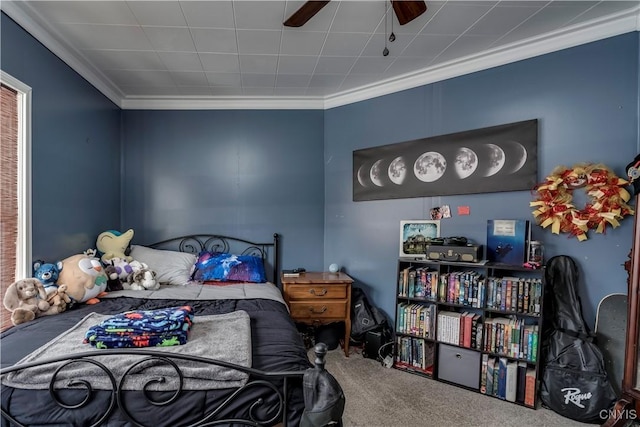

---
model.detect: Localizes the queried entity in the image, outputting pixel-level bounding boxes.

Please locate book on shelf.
[516,361,528,404]
[480,354,489,394]
[505,360,517,402]
[524,367,537,407]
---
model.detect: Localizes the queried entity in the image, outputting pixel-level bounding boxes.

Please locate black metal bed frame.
[146,233,280,288]
[1,343,329,427]
[0,233,336,427]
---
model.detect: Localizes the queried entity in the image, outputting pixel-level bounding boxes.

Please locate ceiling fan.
[284,1,427,28]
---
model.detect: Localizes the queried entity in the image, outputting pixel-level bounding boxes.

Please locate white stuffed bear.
[126,269,159,291]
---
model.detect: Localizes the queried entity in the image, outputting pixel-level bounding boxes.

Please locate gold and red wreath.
[530,163,634,241]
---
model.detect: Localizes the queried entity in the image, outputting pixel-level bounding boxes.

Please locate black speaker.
[363,330,384,360]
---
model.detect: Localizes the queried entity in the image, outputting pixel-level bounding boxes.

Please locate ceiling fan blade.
[284,1,331,27]
[392,1,427,25]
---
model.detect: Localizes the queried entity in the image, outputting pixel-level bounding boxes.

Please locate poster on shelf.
[399,220,440,258]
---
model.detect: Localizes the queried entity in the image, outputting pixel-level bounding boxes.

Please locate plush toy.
[45,283,72,312]
[96,229,134,264]
[126,268,159,291]
[33,260,64,297]
[3,278,62,325]
[104,264,124,292]
[110,257,134,281]
[57,254,108,304]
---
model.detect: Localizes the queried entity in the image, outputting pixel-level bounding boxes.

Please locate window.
[1,71,32,331]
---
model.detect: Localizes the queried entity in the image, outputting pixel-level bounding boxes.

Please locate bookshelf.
[393,257,545,409]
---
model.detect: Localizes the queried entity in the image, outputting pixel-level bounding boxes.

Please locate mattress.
[0,283,311,426]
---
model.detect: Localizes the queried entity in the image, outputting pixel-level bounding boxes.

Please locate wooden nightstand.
[282,271,353,357]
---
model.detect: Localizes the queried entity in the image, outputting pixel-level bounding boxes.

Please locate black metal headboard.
[144,233,280,287]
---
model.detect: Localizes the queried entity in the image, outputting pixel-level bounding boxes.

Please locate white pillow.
[129,245,196,285]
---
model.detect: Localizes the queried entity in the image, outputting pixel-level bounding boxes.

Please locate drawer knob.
[309,306,328,314]
[309,288,328,296]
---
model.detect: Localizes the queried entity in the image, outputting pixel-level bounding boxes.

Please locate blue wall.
[325,33,640,328]
[120,109,325,272]
[0,13,121,261]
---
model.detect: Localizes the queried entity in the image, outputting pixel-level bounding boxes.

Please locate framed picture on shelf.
[486,219,530,265]
[399,220,440,258]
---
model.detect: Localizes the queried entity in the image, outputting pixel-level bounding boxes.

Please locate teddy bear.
[33,260,64,298]
[45,284,72,312]
[96,229,134,264]
[57,253,108,304]
[125,268,159,291]
[3,278,64,325]
[104,264,124,292]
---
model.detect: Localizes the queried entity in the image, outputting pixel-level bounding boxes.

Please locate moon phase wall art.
[353,119,538,201]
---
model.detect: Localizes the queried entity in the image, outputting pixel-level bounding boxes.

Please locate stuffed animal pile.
[5,228,159,327]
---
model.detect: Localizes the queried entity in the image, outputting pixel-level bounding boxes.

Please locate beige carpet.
[311,347,595,427]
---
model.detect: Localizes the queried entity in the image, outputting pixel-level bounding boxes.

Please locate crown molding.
[1,1,124,108]
[120,95,325,110]
[324,4,640,110]
[2,2,639,111]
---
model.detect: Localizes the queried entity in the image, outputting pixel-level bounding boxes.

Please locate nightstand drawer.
[286,284,348,300]
[289,301,348,319]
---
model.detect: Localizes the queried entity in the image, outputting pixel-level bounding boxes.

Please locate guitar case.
[539,255,617,423]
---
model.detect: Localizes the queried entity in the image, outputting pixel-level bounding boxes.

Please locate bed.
[1,233,337,427]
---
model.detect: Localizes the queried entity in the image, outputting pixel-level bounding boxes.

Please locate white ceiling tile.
[205,72,242,87]
[281,30,327,55]
[384,57,434,76]
[273,87,308,96]
[321,32,372,56]
[81,49,165,71]
[241,73,276,87]
[127,1,187,27]
[236,30,282,55]
[29,1,138,25]
[211,87,246,96]
[242,87,275,96]
[421,2,497,35]
[158,52,203,72]
[314,56,357,74]
[402,34,458,58]
[466,5,541,36]
[239,55,279,74]
[275,74,311,88]
[330,1,384,33]
[495,3,597,46]
[192,28,238,53]
[181,1,234,29]
[350,56,394,74]
[276,56,318,74]
[340,73,381,91]
[361,32,413,58]
[120,86,180,96]
[434,34,501,63]
[199,53,240,73]
[143,26,196,52]
[170,71,209,86]
[56,23,153,50]
[234,1,286,30]
[563,1,635,27]
[175,86,214,96]
[12,0,636,104]
[308,74,344,88]
[104,69,175,87]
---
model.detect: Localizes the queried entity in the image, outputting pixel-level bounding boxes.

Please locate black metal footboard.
[1,343,330,427]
